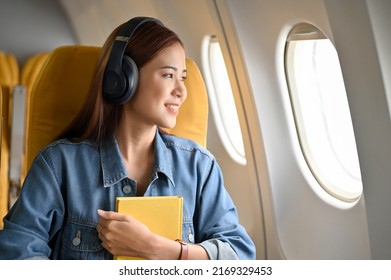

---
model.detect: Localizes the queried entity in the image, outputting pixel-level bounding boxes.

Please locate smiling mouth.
[165,104,178,109]
[165,104,180,115]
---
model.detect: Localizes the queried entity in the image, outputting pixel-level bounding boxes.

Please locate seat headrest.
[24,46,101,172]
[0,51,18,88]
[21,52,50,88]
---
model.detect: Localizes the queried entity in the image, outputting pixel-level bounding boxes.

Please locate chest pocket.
[60,217,110,260]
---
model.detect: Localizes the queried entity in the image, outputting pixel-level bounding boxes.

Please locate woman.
[0,17,255,260]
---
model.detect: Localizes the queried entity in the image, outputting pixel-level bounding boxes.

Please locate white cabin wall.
[366,0,391,120]
[366,0,391,116]
[365,0,391,258]
[325,0,391,260]
[59,0,160,46]
[218,0,372,259]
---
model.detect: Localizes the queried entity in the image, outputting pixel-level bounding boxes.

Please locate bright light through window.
[202,36,246,165]
[285,24,363,202]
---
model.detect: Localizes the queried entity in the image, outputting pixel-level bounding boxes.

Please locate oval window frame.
[202,35,247,166]
[285,23,363,203]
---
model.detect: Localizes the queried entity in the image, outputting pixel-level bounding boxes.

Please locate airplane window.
[202,36,246,165]
[285,23,363,202]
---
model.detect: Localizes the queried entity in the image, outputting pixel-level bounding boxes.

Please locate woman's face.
[127,42,187,129]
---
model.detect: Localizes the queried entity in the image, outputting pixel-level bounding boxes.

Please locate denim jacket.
[0,130,255,260]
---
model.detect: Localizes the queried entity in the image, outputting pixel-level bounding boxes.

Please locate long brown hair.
[57,19,183,143]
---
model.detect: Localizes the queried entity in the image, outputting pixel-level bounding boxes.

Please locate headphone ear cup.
[103,17,163,104]
[113,55,139,104]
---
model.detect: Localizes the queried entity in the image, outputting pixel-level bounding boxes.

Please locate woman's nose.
[174,80,187,100]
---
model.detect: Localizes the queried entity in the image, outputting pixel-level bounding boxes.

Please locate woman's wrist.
[142,234,209,260]
[143,234,182,260]
[176,239,188,260]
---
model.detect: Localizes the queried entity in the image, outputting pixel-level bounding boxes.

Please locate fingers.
[96,209,111,239]
[96,209,130,239]
[97,209,114,219]
[97,209,128,221]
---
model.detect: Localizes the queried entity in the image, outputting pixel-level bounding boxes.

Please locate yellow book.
[114,196,183,260]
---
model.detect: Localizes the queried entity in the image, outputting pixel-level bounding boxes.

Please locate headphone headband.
[103,17,164,104]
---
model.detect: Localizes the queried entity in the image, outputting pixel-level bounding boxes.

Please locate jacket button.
[72,230,81,246]
[72,237,81,246]
[122,185,132,194]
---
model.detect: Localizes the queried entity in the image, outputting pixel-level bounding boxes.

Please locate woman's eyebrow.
[160,65,187,73]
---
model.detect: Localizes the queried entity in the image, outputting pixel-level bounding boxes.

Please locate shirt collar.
[99,129,175,188]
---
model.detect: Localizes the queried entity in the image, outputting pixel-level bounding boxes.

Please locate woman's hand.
[97,209,160,259]
[96,209,210,260]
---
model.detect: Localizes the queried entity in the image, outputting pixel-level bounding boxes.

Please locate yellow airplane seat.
[7,52,19,88]
[0,51,19,228]
[3,51,19,129]
[22,46,101,179]
[23,45,209,179]
[21,52,50,88]
[19,52,50,184]
[0,85,3,181]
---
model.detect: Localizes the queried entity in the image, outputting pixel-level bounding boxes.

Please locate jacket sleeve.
[0,151,64,259]
[195,157,256,260]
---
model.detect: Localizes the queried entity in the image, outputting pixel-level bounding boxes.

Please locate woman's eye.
[163,73,174,79]
[180,76,187,82]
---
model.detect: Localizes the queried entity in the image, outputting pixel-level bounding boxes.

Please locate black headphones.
[103,17,164,104]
